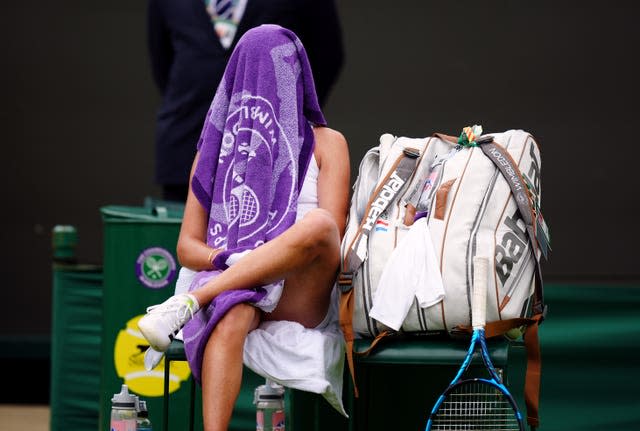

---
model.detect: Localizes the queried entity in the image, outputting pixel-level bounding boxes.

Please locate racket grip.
[472,256,489,329]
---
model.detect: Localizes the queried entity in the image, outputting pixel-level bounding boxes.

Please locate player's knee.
[300,209,339,249]
[213,303,258,341]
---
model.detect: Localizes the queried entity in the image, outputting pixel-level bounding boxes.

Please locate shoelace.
[146,298,196,332]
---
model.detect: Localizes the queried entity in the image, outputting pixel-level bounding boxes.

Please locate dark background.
[2,1,638,339]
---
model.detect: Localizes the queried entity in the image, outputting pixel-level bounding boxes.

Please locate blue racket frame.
[425,329,525,431]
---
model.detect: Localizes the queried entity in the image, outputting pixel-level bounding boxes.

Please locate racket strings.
[430,382,521,431]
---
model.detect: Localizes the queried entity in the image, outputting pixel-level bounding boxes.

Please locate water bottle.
[110,384,137,431]
[136,399,153,431]
[253,379,285,431]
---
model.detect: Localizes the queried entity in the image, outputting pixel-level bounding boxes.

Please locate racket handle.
[472,256,489,329]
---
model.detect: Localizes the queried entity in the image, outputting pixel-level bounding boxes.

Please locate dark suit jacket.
[148,0,344,186]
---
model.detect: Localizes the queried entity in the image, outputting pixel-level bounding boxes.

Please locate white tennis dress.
[296,153,320,220]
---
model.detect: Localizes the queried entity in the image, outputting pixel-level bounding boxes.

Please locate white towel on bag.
[369,217,445,331]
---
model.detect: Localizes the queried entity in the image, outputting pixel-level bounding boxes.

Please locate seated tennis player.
[138,24,349,431]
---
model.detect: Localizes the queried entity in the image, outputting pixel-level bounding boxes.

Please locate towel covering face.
[182,24,326,384]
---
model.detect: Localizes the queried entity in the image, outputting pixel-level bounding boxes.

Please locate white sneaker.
[138,294,200,352]
[144,347,165,371]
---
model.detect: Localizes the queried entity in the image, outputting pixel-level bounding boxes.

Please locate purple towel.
[182,24,326,382]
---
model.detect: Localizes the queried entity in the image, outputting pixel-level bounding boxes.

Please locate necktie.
[214,0,234,21]
[206,0,247,49]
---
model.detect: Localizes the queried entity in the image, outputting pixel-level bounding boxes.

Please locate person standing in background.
[147,0,344,202]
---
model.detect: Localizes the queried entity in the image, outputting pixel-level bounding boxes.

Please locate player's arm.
[314,126,350,238]
[176,152,220,270]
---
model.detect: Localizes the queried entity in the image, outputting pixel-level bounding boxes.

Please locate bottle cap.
[253,379,285,404]
[111,384,136,408]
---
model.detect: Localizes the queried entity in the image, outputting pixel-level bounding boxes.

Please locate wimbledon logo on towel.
[216,94,294,243]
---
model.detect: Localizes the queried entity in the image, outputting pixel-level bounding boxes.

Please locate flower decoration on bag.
[457,124,483,147]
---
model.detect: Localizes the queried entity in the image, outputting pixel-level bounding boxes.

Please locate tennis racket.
[425,256,525,431]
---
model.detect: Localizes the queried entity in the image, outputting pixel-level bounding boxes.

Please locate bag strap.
[339,289,358,396]
[477,140,545,315]
[339,147,420,397]
[339,287,393,398]
[340,147,420,283]
[523,314,543,429]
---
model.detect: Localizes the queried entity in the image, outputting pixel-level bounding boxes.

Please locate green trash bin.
[99,204,195,431]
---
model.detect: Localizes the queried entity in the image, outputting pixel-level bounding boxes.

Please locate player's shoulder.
[313,126,348,155]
